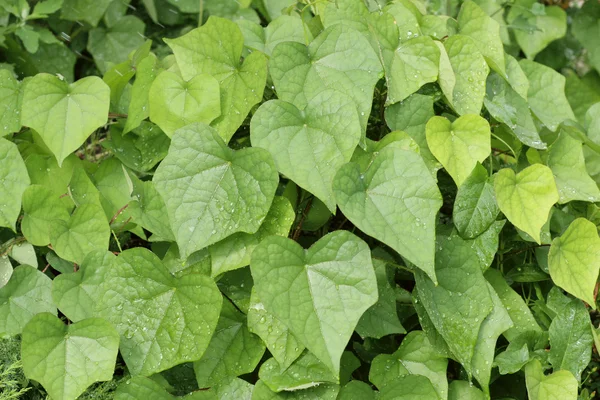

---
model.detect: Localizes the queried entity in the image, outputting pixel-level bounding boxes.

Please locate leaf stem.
[292,197,313,241]
[490,132,518,160]
[0,237,27,257]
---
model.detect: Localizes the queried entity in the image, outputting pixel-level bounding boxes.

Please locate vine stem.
[0,237,27,257]
[292,197,313,241]
[490,131,518,160]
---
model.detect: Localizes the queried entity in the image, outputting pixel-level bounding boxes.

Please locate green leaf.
[104,122,170,172]
[250,231,377,375]
[21,313,119,400]
[148,71,221,137]
[32,0,64,16]
[16,26,39,53]
[525,359,577,400]
[494,339,532,375]
[338,381,376,400]
[124,54,161,133]
[25,152,79,209]
[50,203,111,265]
[453,164,500,239]
[0,69,21,136]
[97,248,222,376]
[252,380,339,400]
[114,375,221,399]
[60,0,112,26]
[494,164,558,244]
[0,256,12,289]
[210,196,295,277]
[333,145,442,282]
[21,74,110,165]
[572,1,600,74]
[0,265,55,336]
[21,184,70,246]
[129,180,174,242]
[8,242,37,268]
[457,0,505,75]
[259,351,337,392]
[165,17,267,142]
[547,132,600,204]
[52,250,115,322]
[251,91,361,212]
[378,375,439,400]
[369,331,448,399]
[0,138,30,230]
[426,114,491,187]
[193,299,265,387]
[154,123,279,258]
[263,15,313,55]
[548,298,593,381]
[448,381,485,400]
[520,60,575,132]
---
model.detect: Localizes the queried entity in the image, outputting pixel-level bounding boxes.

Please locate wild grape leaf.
[369,331,448,399]
[439,35,489,116]
[0,69,21,136]
[97,248,222,376]
[250,231,377,375]
[525,359,577,400]
[21,74,110,165]
[0,265,55,336]
[520,60,575,131]
[21,313,119,400]
[448,381,485,400]
[426,114,491,187]
[50,203,110,265]
[165,17,267,142]
[52,250,115,322]
[453,164,499,239]
[547,132,600,204]
[124,54,161,133]
[457,0,505,75]
[21,184,70,246]
[154,123,278,259]
[148,71,221,137]
[252,380,339,400]
[251,90,361,212]
[193,299,265,387]
[333,146,442,282]
[0,138,30,230]
[60,0,112,26]
[378,375,439,400]
[494,164,558,244]
[507,0,567,60]
[259,352,337,392]
[572,1,600,73]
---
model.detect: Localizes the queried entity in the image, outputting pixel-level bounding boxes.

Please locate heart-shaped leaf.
[148,71,221,137]
[426,114,491,187]
[251,90,361,212]
[21,313,120,400]
[333,146,442,282]
[21,74,110,165]
[494,164,558,244]
[21,184,70,246]
[525,359,577,400]
[154,123,279,258]
[250,231,377,375]
[96,248,222,376]
[0,138,30,230]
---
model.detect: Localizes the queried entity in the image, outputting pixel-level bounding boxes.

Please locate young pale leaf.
[251,90,361,212]
[148,71,221,137]
[448,381,485,400]
[259,352,337,392]
[97,248,222,376]
[525,359,577,400]
[193,299,265,387]
[0,69,21,136]
[0,265,55,336]
[0,138,30,230]
[547,132,600,204]
[21,185,70,246]
[453,164,500,239]
[494,164,558,244]
[378,375,439,400]
[124,54,161,133]
[165,17,267,142]
[333,146,442,282]
[21,74,110,165]
[250,231,377,375]
[154,123,278,259]
[426,114,491,187]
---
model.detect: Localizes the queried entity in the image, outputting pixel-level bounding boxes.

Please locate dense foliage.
[1,0,600,399]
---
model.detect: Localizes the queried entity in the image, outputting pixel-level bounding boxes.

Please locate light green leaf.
[525,359,577,400]
[129,180,174,242]
[0,138,30,230]
[252,380,339,400]
[193,299,265,387]
[52,250,115,322]
[251,91,361,212]
[572,1,600,74]
[457,0,505,75]
[148,71,221,137]
[0,256,11,288]
[8,242,37,268]
[494,340,532,375]
[165,17,267,142]
[92,157,135,227]
[97,248,222,376]
[494,164,558,244]
[384,1,422,42]
[426,114,490,186]
[0,69,21,136]
[338,381,375,400]
[547,132,600,204]
[378,375,439,400]
[25,152,78,208]
[21,184,70,246]
[50,203,110,265]
[453,164,500,239]
[520,60,575,132]
[448,381,485,400]
[60,0,112,26]
[21,74,110,165]
[124,54,161,133]
[250,231,377,375]
[21,313,119,400]
[154,123,278,258]
[259,351,337,392]
[333,146,442,282]
[264,15,312,55]
[0,265,55,336]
